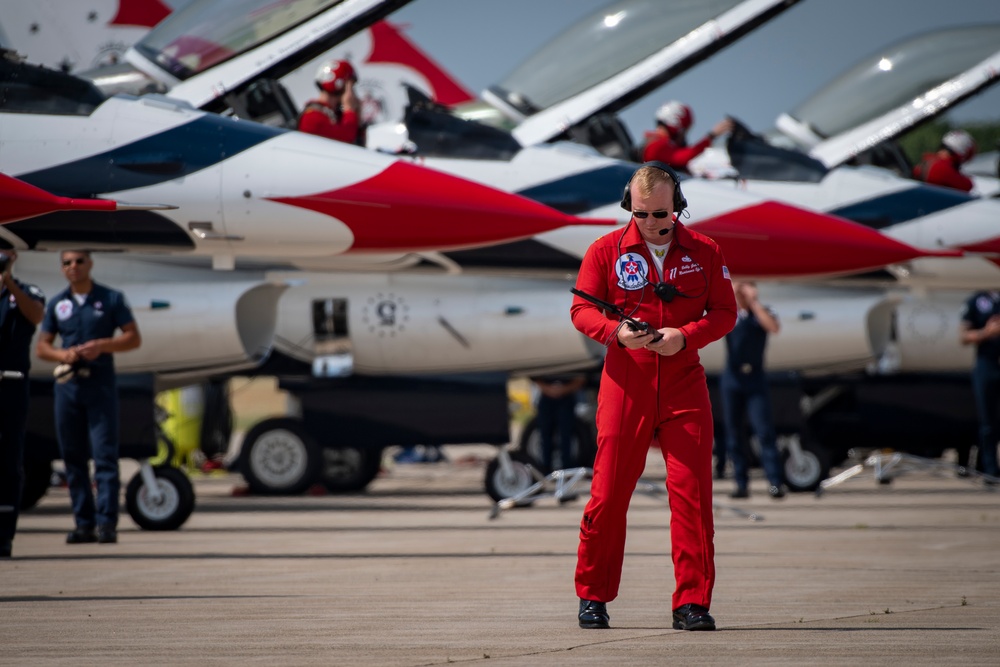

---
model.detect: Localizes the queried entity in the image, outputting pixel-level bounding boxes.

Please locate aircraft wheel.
[20,457,53,510]
[240,418,320,495]
[517,415,596,469]
[126,466,195,531]
[782,440,830,492]
[485,450,536,503]
[321,446,383,493]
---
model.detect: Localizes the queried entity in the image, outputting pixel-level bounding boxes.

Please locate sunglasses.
[632,210,671,219]
[62,258,87,267]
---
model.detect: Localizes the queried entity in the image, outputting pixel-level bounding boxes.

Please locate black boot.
[578,599,610,629]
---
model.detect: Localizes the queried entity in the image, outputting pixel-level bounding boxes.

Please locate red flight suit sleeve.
[926,160,974,193]
[677,243,737,349]
[643,134,714,170]
[298,108,360,144]
[571,239,621,347]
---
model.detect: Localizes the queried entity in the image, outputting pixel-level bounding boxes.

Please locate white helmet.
[655,101,693,135]
[942,129,976,163]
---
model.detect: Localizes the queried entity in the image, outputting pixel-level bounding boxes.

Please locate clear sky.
[392,0,1000,144]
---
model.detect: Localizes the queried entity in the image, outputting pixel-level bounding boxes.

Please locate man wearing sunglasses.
[0,249,45,558]
[36,251,141,546]
[570,163,736,632]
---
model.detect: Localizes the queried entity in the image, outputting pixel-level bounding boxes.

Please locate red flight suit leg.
[657,398,715,611]
[575,359,716,611]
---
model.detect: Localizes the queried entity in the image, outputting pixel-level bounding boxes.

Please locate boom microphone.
[658,226,674,236]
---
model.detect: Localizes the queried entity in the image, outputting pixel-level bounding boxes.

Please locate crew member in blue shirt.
[0,250,45,558]
[36,251,141,545]
[959,290,1000,483]
[721,281,786,499]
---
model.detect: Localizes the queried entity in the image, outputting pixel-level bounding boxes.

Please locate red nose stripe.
[1,172,116,225]
[268,161,586,251]
[693,202,961,277]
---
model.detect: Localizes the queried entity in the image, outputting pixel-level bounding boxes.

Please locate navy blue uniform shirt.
[960,291,1000,365]
[0,278,46,373]
[41,282,135,375]
[723,307,774,376]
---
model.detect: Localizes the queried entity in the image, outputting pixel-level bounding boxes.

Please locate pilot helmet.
[315,59,357,94]
[656,101,693,136]
[942,129,976,163]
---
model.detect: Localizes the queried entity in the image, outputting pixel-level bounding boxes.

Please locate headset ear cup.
[674,184,687,214]
[621,185,631,211]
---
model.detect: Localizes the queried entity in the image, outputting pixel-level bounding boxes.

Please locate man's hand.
[736,281,758,304]
[645,328,686,356]
[74,340,104,361]
[711,118,734,138]
[983,315,1000,340]
[342,79,360,113]
[617,325,655,349]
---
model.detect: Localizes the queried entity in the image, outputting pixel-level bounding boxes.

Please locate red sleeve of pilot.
[927,161,974,192]
[335,109,360,144]
[661,135,713,170]
[677,244,737,349]
[570,240,619,345]
[297,109,325,136]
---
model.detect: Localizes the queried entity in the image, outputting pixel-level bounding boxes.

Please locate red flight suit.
[571,220,737,611]
[913,153,974,192]
[298,100,360,145]
[642,132,714,171]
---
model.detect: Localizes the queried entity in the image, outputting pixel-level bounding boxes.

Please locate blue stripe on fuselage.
[515,163,639,214]
[17,114,285,197]
[830,185,976,230]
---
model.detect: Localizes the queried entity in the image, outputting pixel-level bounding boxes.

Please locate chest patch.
[615,253,649,291]
[55,299,74,321]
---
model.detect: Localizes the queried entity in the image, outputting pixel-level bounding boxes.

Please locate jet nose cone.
[270,161,584,252]
[693,202,959,277]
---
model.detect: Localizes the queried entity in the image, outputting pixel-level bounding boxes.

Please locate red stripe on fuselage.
[267,161,579,252]
[692,202,952,277]
[110,0,172,28]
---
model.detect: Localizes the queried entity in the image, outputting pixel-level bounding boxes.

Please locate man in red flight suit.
[571,162,737,632]
[641,101,733,171]
[297,59,362,145]
[913,129,977,193]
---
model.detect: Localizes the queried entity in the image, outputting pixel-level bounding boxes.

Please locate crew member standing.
[722,281,785,500]
[641,101,733,171]
[571,162,737,631]
[297,59,362,145]
[913,129,977,193]
[959,290,1000,483]
[0,250,45,558]
[36,251,141,545]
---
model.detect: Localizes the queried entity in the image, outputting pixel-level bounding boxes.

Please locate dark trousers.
[720,371,784,489]
[536,394,577,471]
[55,377,121,529]
[971,359,1000,477]
[0,379,30,541]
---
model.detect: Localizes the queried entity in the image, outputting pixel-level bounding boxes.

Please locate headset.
[619,161,687,216]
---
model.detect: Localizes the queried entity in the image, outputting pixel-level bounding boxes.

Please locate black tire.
[782,439,831,492]
[239,418,321,495]
[20,457,53,510]
[321,446,383,493]
[125,466,195,531]
[517,415,596,470]
[485,450,537,503]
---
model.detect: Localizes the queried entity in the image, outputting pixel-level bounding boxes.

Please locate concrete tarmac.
[2,448,999,666]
